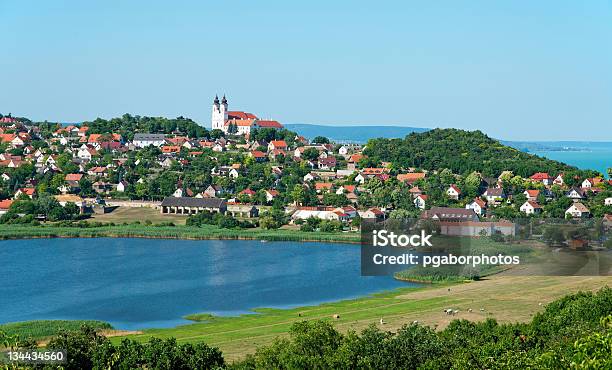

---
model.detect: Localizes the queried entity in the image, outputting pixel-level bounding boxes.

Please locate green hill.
[363,128,599,178]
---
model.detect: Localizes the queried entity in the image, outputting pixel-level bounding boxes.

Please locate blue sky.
[1,1,610,140]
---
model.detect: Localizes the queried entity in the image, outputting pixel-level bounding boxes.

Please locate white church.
[211,95,283,136]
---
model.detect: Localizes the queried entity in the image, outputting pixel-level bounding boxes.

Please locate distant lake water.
[0,238,412,330]
[535,148,611,177]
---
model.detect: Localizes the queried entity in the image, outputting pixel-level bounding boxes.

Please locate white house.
[116,180,128,192]
[605,197,612,206]
[483,188,505,204]
[565,203,591,218]
[414,194,428,210]
[520,201,542,215]
[567,187,585,200]
[265,190,279,203]
[447,185,461,200]
[466,198,486,216]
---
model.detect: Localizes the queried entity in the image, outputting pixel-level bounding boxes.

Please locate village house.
[553,174,564,186]
[530,172,553,185]
[268,140,288,152]
[446,185,461,200]
[605,197,612,206]
[265,189,279,203]
[315,182,334,193]
[116,180,129,192]
[483,187,505,205]
[414,194,428,210]
[567,187,586,201]
[520,201,542,215]
[359,207,385,221]
[565,203,591,218]
[581,177,602,188]
[465,198,487,216]
[14,187,36,199]
[0,199,14,215]
[524,189,540,202]
[397,172,426,185]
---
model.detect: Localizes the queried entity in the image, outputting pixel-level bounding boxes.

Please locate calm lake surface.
[535,147,611,177]
[0,238,412,330]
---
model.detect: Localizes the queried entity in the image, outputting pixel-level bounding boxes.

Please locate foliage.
[363,128,598,178]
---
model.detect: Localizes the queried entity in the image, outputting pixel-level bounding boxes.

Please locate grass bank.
[0,224,360,244]
[107,275,611,361]
[0,320,112,340]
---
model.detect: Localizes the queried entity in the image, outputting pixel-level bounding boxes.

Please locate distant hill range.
[284,124,428,143]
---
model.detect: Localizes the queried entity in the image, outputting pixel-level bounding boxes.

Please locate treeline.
[82,114,210,140]
[363,128,599,178]
[2,287,610,369]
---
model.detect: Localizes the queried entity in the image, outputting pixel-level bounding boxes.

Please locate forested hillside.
[363,128,599,178]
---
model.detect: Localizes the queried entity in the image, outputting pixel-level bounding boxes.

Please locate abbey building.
[211,95,283,136]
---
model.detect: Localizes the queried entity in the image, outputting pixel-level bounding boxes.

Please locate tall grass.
[0,320,112,340]
[0,224,361,243]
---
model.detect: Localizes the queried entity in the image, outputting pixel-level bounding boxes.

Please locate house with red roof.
[524,189,540,201]
[520,201,542,215]
[268,140,288,152]
[447,184,461,200]
[397,172,426,184]
[0,199,14,214]
[249,150,267,162]
[14,187,36,199]
[530,172,553,185]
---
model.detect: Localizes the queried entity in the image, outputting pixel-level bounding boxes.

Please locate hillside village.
[1,99,612,236]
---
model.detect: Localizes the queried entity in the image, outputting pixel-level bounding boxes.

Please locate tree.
[302,147,320,161]
[312,136,330,144]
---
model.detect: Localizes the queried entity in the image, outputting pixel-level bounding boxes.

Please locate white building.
[210,95,283,135]
[133,133,166,148]
[466,198,486,216]
[605,197,612,206]
[566,203,591,218]
[520,201,542,215]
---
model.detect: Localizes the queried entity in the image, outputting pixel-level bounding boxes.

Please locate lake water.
[0,238,411,330]
[534,147,611,177]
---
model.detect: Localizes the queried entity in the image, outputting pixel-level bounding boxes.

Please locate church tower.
[211,95,228,130]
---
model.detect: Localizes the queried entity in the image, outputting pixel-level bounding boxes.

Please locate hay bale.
[333,314,340,319]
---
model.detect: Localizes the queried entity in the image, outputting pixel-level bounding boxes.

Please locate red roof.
[18,188,35,195]
[257,120,283,129]
[315,182,333,190]
[471,198,486,208]
[525,189,540,198]
[88,133,121,143]
[530,172,552,181]
[239,188,256,196]
[269,140,287,148]
[250,150,266,158]
[362,168,389,175]
[397,173,426,183]
[0,199,13,209]
[228,111,258,120]
[65,173,83,182]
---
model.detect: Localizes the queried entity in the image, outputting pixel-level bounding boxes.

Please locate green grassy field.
[109,275,612,361]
